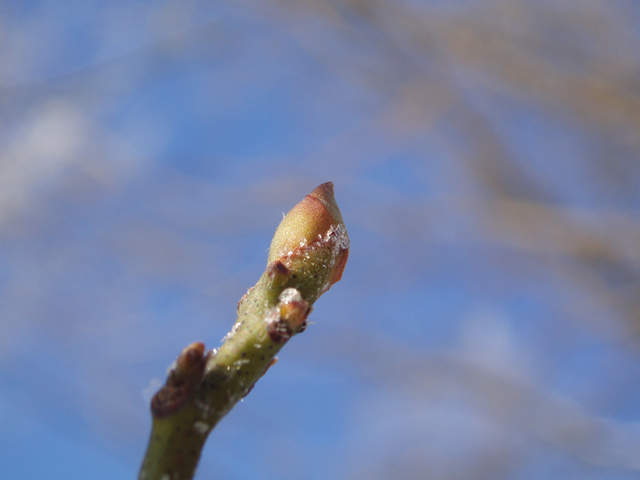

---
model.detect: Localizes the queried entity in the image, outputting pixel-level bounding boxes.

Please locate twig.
[138,182,349,480]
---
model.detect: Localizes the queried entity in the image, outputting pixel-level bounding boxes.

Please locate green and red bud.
[267,182,349,304]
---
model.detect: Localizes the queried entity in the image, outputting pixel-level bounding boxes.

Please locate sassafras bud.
[267,182,349,304]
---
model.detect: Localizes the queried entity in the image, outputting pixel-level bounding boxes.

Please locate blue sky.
[1,1,640,479]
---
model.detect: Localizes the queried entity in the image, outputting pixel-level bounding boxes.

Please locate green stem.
[138,182,349,480]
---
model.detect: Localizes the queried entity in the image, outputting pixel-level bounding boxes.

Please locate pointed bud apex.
[268,182,337,263]
[268,182,349,304]
[309,181,344,226]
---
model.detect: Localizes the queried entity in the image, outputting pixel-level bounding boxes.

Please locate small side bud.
[266,260,291,287]
[278,287,311,332]
[175,341,206,373]
[151,342,210,418]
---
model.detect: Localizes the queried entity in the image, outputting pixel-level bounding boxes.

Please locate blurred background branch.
[1,1,640,479]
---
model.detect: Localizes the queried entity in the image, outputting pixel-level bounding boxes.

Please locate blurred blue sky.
[2,1,640,479]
